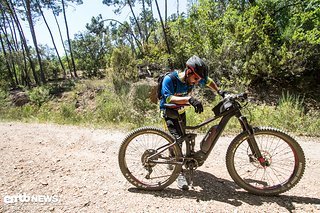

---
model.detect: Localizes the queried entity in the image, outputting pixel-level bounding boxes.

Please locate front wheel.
[226,127,305,195]
[119,127,182,190]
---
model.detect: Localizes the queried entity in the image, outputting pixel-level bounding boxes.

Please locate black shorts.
[163,108,186,139]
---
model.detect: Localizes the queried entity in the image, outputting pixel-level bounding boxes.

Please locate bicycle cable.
[241,101,253,123]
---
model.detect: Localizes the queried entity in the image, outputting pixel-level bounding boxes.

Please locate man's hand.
[189,97,203,113]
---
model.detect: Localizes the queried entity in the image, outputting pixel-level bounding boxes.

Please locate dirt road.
[0,122,319,212]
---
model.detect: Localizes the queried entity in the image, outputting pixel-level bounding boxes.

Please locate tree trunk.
[127,0,144,43]
[128,34,138,56]
[103,18,143,55]
[24,0,46,84]
[9,15,19,51]
[142,0,149,43]
[0,30,16,87]
[177,0,179,17]
[5,0,39,85]
[154,0,171,55]
[61,0,77,78]
[20,41,32,87]
[0,0,30,87]
[36,0,66,78]
[148,0,157,43]
[165,0,167,26]
[7,11,31,87]
[0,5,19,51]
[52,9,73,78]
[0,23,20,86]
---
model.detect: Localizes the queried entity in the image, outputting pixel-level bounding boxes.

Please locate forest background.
[0,0,319,136]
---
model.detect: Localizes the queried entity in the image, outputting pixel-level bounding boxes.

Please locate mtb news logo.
[2,193,59,204]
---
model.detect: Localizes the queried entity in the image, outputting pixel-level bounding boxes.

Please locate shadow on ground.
[128,170,320,212]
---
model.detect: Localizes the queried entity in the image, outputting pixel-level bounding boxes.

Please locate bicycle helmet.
[186,55,208,79]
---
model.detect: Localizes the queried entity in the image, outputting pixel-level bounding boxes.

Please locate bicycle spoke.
[119,128,182,189]
[232,131,299,190]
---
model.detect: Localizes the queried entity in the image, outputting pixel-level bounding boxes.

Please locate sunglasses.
[188,66,202,81]
[193,75,200,81]
[190,70,202,81]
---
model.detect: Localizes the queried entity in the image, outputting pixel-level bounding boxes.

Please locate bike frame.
[148,99,265,167]
[181,101,264,164]
[120,93,305,194]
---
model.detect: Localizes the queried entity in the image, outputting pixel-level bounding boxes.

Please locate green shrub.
[0,89,9,108]
[28,87,51,107]
[112,77,131,96]
[96,91,128,123]
[0,79,318,137]
[274,91,305,132]
[47,80,76,95]
[59,104,82,124]
[110,46,138,80]
[302,109,320,136]
[132,84,157,113]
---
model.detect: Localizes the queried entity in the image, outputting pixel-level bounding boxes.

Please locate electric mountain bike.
[118,93,305,195]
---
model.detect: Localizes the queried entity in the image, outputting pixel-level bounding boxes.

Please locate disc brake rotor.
[141,149,158,168]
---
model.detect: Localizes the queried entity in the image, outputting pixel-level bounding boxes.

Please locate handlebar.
[163,93,248,110]
[223,92,248,102]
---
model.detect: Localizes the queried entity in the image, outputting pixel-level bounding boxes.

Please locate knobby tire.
[226,127,305,195]
[118,127,182,190]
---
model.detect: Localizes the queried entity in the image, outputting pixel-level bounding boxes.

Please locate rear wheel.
[119,127,182,190]
[226,127,305,195]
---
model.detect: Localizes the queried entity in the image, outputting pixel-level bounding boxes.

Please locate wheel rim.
[123,131,179,188]
[233,133,298,190]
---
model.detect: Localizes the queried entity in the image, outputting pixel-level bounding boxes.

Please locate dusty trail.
[0,122,319,212]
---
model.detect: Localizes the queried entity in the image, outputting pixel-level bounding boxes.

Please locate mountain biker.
[160,55,221,190]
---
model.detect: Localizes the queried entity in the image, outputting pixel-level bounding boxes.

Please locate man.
[160,55,221,190]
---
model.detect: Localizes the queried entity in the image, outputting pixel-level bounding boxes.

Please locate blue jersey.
[159,70,210,110]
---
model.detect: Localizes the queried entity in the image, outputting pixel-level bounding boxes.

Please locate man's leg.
[163,111,188,190]
[164,111,186,141]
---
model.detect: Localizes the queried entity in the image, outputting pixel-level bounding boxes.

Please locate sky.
[24,0,189,55]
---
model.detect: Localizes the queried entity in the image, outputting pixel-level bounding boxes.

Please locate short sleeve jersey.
[159,70,212,110]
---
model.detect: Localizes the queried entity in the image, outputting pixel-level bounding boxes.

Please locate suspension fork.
[238,115,268,166]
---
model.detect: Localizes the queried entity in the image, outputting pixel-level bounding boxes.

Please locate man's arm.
[169,96,191,105]
[162,74,191,105]
[206,77,219,92]
[169,77,220,104]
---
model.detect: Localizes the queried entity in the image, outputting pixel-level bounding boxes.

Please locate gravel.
[0,122,319,212]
